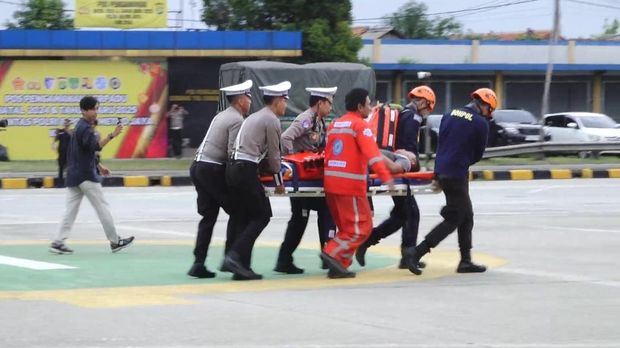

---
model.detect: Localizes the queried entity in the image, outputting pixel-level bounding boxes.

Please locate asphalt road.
[1,179,619,348]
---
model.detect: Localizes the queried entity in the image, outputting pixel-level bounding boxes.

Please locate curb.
[2,168,620,189]
[469,168,620,181]
[0,175,193,189]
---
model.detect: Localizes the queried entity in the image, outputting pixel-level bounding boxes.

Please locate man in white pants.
[50,96,134,254]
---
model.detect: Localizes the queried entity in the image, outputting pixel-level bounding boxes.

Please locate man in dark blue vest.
[404,88,496,275]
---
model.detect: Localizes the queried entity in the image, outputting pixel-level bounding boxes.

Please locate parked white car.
[543,112,620,143]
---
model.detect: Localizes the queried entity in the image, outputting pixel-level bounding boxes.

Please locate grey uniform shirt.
[233,106,282,174]
[281,108,325,154]
[169,109,188,130]
[380,149,412,172]
[195,106,243,164]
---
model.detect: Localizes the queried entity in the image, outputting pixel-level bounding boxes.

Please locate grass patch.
[0,159,193,172]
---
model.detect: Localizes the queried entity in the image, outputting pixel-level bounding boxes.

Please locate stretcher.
[260,152,437,197]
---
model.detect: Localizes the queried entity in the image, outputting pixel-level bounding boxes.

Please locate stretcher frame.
[261,171,437,197]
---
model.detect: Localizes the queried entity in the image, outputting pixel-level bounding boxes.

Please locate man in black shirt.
[50,96,135,254]
[52,118,72,187]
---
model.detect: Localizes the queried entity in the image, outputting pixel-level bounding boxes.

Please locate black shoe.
[398,258,426,269]
[224,251,258,279]
[320,252,353,278]
[320,259,328,270]
[274,263,304,274]
[403,246,423,275]
[327,269,356,279]
[457,260,487,273]
[111,236,135,253]
[187,263,216,278]
[49,242,73,255]
[232,270,263,280]
[355,244,369,267]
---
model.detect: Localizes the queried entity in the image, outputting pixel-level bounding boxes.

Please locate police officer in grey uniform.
[275,87,337,274]
[223,81,290,280]
[187,80,253,278]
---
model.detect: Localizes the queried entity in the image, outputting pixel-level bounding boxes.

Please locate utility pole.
[539,0,560,144]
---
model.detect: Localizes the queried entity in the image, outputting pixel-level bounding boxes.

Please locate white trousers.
[54,180,119,244]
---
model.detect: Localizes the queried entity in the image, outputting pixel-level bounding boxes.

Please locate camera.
[0,119,7,128]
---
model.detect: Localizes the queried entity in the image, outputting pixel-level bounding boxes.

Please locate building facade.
[360,39,620,121]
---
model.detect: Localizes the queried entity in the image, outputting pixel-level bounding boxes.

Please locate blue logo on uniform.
[333,139,344,156]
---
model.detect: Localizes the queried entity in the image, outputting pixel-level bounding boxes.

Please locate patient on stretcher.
[381,149,418,174]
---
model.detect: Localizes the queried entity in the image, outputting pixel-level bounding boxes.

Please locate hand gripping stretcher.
[260,152,437,197]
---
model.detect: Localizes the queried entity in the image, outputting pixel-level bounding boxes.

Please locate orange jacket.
[324,111,392,196]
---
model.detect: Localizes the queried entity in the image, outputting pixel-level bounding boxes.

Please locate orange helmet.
[470,88,497,110]
[408,85,436,112]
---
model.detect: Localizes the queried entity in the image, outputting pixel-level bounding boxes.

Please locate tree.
[593,18,619,40]
[202,0,361,63]
[386,0,462,39]
[7,0,73,29]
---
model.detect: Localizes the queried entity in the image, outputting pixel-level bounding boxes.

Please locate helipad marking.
[0,240,506,308]
[0,255,77,270]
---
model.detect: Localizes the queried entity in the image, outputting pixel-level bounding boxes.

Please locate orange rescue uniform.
[322,111,392,268]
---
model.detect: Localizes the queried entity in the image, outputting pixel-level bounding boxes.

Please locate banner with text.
[0,60,168,160]
[75,0,167,29]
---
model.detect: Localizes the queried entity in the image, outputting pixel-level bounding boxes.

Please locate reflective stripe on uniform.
[324,170,367,181]
[327,128,357,137]
[234,152,261,163]
[197,158,224,165]
[368,156,383,166]
[195,113,222,161]
[330,196,362,261]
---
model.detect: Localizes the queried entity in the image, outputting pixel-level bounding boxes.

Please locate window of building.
[505,81,588,118]
[603,82,620,122]
[376,81,391,104]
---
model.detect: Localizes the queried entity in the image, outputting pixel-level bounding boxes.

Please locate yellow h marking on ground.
[510,170,533,180]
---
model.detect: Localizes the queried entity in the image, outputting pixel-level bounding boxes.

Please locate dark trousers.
[225,160,272,268]
[370,194,420,247]
[276,197,335,265]
[190,161,234,265]
[424,177,473,253]
[170,129,182,157]
[57,152,67,186]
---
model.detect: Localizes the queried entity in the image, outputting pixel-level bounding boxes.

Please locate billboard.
[0,60,168,160]
[75,0,167,29]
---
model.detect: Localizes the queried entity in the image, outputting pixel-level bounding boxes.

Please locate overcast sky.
[0,0,616,39]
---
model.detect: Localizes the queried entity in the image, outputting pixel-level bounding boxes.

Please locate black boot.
[274,262,304,274]
[320,252,355,279]
[224,251,260,280]
[403,241,430,275]
[355,233,380,267]
[457,259,486,273]
[399,246,426,269]
[187,263,216,278]
[232,269,263,280]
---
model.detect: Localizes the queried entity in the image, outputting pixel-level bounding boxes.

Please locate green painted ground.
[0,243,397,291]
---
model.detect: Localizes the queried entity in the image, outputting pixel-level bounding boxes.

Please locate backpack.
[366,104,403,151]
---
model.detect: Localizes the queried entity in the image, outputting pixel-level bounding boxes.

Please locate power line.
[564,0,620,10]
[0,0,21,5]
[352,0,540,22]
